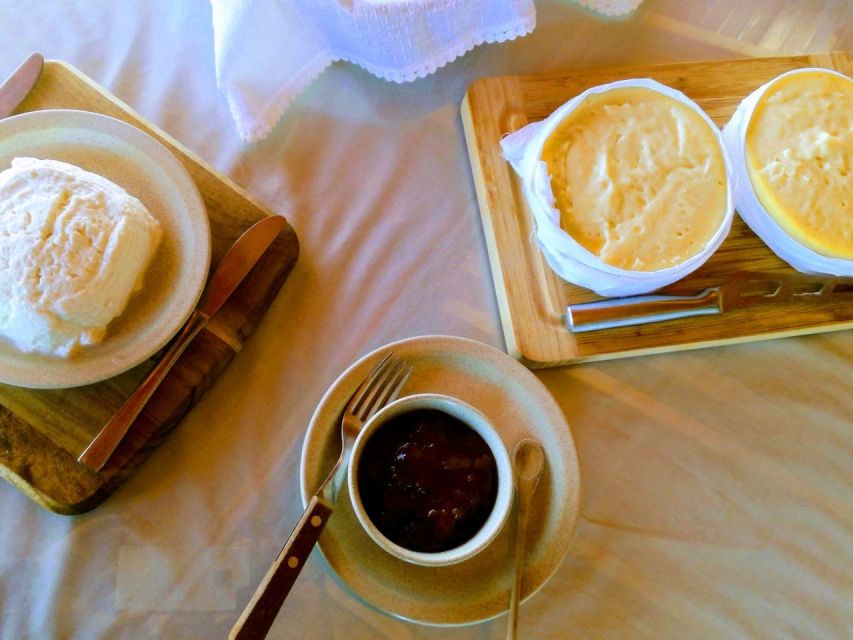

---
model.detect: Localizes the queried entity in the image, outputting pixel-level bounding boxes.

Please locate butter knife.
[0,53,43,118]
[78,215,286,472]
[566,271,853,332]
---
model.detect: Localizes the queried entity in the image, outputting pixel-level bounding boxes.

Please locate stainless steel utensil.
[0,53,43,119]
[78,215,286,472]
[566,271,853,332]
[506,438,546,640]
[229,354,411,640]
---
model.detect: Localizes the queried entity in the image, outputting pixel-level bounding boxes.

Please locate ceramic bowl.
[348,393,513,567]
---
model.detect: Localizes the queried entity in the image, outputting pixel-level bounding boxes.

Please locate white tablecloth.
[0,1,850,638]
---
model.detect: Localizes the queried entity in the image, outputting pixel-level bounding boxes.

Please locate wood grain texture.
[461,53,852,369]
[0,61,299,514]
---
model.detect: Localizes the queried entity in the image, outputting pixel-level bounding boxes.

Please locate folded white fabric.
[211,0,646,142]
[573,0,644,16]
[211,0,536,142]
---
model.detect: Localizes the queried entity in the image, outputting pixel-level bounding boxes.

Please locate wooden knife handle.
[229,496,333,640]
[566,288,721,332]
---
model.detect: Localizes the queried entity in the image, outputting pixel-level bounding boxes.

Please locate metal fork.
[229,353,411,640]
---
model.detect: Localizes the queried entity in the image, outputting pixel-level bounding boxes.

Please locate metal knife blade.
[199,214,286,318]
[78,214,286,471]
[0,53,43,119]
[718,270,853,310]
[566,271,853,332]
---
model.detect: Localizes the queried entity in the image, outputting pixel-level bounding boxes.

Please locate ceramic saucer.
[0,109,210,388]
[299,335,580,626]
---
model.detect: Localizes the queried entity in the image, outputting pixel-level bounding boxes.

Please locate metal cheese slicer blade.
[567,271,853,332]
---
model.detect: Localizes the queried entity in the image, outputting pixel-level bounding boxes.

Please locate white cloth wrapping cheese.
[501,78,735,297]
[211,0,536,142]
[721,68,853,277]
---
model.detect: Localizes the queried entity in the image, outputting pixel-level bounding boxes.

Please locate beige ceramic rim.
[347,393,514,567]
[0,109,210,388]
[300,335,581,627]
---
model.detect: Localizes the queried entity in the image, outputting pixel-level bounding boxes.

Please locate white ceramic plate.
[300,335,581,627]
[0,109,210,388]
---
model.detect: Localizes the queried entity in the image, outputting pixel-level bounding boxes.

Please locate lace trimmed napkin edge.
[228,15,535,143]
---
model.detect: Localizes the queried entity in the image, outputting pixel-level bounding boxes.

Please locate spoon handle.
[507,438,545,640]
[507,486,533,640]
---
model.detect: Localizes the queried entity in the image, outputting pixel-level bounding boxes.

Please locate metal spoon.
[506,438,546,640]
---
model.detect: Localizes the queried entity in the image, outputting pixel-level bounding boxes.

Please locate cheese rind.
[0,158,162,357]
[745,70,853,259]
[541,87,728,271]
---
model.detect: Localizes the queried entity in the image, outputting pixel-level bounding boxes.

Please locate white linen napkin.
[573,0,643,16]
[211,0,646,142]
[211,0,537,142]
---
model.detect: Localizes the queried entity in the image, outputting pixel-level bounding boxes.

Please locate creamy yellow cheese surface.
[541,87,728,271]
[746,70,852,259]
[0,158,162,356]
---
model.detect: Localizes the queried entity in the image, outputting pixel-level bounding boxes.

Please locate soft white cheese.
[0,158,162,357]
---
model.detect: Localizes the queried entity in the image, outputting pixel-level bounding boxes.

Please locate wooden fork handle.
[229,496,334,640]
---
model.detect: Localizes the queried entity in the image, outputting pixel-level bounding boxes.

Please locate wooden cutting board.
[0,61,299,514]
[461,52,852,369]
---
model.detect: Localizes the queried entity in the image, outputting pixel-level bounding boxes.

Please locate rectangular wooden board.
[461,52,852,369]
[0,60,299,514]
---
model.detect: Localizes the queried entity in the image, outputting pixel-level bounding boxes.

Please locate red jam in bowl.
[357,408,498,553]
